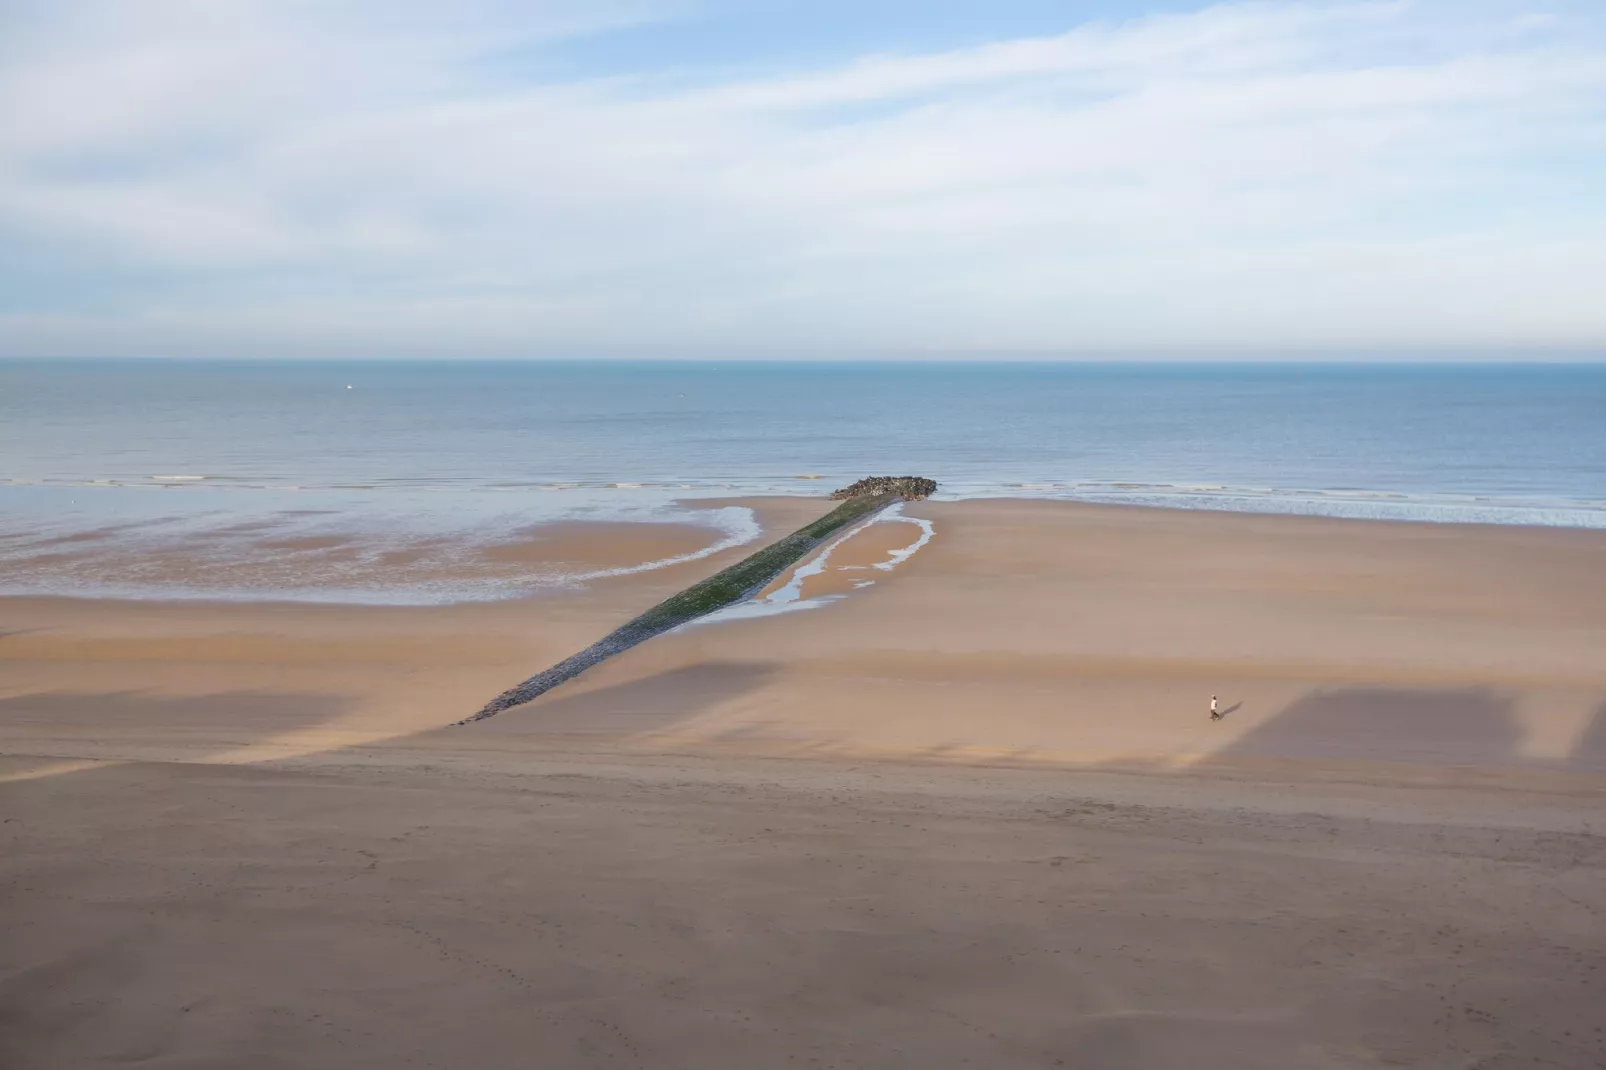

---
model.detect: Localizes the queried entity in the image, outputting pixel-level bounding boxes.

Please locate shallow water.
[3,359,1603,602]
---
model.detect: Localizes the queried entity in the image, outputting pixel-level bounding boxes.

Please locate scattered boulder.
[830,476,937,501]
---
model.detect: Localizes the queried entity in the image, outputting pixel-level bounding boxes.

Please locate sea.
[3,359,1604,604]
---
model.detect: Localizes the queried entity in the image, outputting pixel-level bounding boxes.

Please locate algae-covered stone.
[459,477,937,723]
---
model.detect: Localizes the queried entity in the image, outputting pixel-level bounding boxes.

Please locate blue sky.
[1,0,1604,358]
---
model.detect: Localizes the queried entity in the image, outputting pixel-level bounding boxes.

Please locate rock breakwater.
[457,477,937,724]
[829,476,937,501]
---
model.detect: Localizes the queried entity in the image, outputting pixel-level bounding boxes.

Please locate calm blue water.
[3,360,1604,602]
[5,359,1604,504]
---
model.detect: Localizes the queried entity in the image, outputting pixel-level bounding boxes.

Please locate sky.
[1,0,1604,359]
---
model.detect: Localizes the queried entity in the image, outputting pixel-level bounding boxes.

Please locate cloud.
[0,0,1603,356]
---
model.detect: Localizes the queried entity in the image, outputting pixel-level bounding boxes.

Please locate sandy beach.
[4,498,1605,1068]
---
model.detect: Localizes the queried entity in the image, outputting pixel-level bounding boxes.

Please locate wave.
[945,481,1606,529]
[6,473,1606,532]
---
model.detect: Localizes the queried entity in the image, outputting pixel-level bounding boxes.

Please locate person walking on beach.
[1209,695,1220,721]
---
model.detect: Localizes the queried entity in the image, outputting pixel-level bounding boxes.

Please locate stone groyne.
[829,476,937,501]
[456,477,936,724]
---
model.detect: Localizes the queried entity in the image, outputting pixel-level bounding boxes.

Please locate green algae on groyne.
[456,477,937,724]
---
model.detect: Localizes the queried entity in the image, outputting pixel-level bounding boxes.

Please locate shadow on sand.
[0,690,357,735]
[6,672,1604,783]
[469,660,780,737]
[1568,698,1606,772]
[1211,686,1522,766]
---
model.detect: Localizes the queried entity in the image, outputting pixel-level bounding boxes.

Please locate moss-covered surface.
[458,489,903,723]
[627,490,898,629]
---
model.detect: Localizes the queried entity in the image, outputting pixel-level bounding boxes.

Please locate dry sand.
[3,499,1605,1068]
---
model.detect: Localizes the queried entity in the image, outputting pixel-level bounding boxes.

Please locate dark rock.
[458,486,913,724]
[829,476,937,501]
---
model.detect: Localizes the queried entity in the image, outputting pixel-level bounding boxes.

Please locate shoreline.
[4,497,1604,785]
[8,493,1606,610]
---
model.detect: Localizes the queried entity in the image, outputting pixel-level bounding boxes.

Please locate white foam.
[929,482,1606,529]
[22,472,1606,529]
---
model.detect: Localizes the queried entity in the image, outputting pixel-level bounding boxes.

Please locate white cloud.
[0,0,1603,356]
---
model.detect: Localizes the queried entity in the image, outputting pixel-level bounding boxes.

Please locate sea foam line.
[14,475,1606,529]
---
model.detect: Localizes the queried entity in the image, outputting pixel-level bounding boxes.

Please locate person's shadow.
[1213,701,1243,721]
[1214,687,1518,764]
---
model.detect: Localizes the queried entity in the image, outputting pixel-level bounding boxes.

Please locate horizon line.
[5,353,1606,366]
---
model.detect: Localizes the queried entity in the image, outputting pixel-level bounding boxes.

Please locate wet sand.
[3,499,1605,1067]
